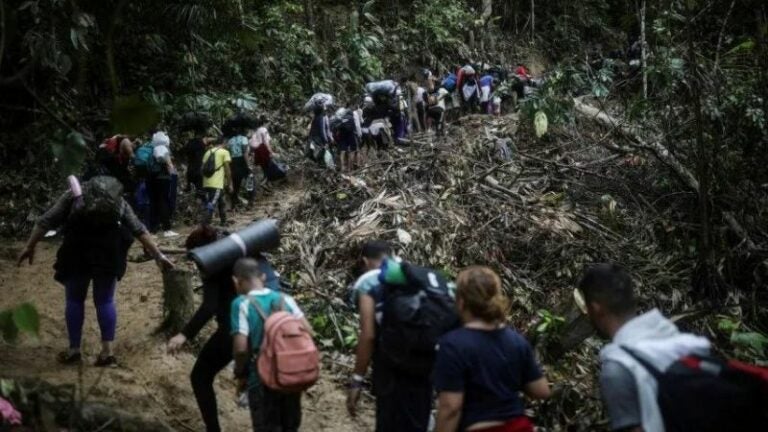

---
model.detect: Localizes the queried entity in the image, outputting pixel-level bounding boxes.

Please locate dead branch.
[573,97,700,192]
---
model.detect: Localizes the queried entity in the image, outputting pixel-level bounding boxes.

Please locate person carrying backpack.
[92,135,136,192]
[479,74,495,114]
[147,131,179,237]
[201,137,232,226]
[167,228,281,432]
[185,131,212,193]
[347,242,459,432]
[17,175,173,367]
[427,87,450,136]
[230,258,315,432]
[434,266,551,432]
[332,104,362,173]
[578,264,768,432]
[226,131,250,210]
[413,83,428,132]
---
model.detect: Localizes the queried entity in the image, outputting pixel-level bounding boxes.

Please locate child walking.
[230,258,308,432]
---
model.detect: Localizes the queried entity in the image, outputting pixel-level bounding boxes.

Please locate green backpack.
[72,176,124,225]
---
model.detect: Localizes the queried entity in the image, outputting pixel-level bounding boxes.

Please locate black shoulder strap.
[620,346,663,379]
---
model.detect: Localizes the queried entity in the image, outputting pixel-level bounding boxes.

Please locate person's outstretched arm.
[17,191,73,266]
[168,279,218,353]
[346,294,376,417]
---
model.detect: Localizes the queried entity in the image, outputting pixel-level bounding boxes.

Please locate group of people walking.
[11,60,767,432]
[86,116,280,234]
[305,62,537,173]
[15,176,768,432]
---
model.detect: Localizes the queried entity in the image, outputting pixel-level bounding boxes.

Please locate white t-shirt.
[436,88,450,110]
[249,127,271,149]
[368,120,388,136]
[480,85,492,103]
[414,87,427,105]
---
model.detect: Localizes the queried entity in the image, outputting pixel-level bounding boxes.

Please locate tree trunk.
[686,13,725,300]
[639,0,648,99]
[304,0,315,31]
[159,268,195,335]
[482,0,494,53]
[530,0,535,42]
[482,0,493,20]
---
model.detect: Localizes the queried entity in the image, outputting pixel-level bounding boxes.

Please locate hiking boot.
[94,355,118,368]
[57,350,82,365]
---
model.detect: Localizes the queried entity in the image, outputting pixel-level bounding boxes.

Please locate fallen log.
[573,97,700,193]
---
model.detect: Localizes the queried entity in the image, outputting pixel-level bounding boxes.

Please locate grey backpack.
[73,176,124,225]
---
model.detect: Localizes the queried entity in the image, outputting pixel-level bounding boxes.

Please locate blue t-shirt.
[230,289,304,388]
[433,327,543,431]
[480,75,494,88]
[227,135,249,158]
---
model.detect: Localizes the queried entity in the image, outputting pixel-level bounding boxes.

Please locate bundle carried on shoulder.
[179,112,212,133]
[304,93,334,112]
[461,64,476,75]
[365,80,398,98]
[222,113,257,137]
[441,73,458,92]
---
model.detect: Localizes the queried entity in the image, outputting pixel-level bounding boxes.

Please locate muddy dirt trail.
[0,174,374,431]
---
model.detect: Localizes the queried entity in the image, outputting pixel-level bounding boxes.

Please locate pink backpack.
[250,296,320,393]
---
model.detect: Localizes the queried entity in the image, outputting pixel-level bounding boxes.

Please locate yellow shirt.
[202,147,232,190]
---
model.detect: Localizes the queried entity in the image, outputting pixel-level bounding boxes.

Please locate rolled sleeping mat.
[188,219,280,276]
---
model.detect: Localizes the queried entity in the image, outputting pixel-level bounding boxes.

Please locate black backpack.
[334,109,356,133]
[378,262,460,377]
[201,148,219,178]
[622,346,768,431]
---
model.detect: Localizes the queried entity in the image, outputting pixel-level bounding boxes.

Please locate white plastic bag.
[323,149,336,170]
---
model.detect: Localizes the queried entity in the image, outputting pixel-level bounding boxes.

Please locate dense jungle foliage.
[1,1,768,426]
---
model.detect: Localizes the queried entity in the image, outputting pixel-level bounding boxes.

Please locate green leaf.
[0,310,18,342]
[51,132,87,176]
[726,39,755,55]
[0,379,15,398]
[731,332,768,353]
[111,95,161,135]
[12,303,39,335]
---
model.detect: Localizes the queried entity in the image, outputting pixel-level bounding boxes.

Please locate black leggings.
[230,157,249,207]
[149,176,172,232]
[190,329,232,432]
[416,102,427,132]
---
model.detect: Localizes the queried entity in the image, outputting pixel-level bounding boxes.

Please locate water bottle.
[245,174,255,193]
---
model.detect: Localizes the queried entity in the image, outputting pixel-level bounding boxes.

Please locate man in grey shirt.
[578,263,711,432]
[600,360,641,431]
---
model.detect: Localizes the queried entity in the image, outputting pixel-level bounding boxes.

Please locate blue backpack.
[442,73,457,92]
[133,143,157,174]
